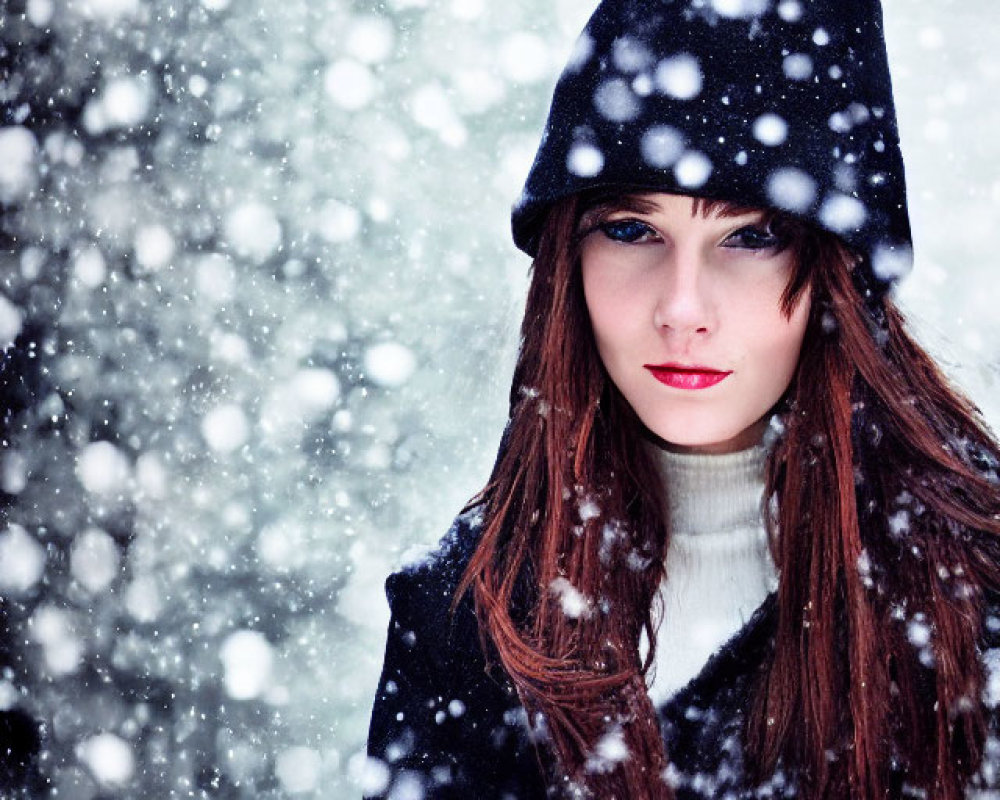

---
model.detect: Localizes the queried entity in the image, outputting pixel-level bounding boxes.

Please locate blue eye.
[599,219,658,244]
[722,225,784,251]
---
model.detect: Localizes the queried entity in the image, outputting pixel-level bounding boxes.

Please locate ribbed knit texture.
[643,443,778,707]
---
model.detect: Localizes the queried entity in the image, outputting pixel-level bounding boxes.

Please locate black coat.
[366,509,793,799]
[366,509,1000,799]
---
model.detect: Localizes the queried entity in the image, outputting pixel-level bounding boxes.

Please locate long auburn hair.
[455,191,1000,798]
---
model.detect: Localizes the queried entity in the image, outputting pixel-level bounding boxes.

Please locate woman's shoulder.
[381,505,488,663]
[367,504,544,799]
[386,505,484,607]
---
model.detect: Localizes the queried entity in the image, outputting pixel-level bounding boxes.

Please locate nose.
[651,246,714,335]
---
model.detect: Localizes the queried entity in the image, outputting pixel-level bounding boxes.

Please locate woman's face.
[579,192,810,454]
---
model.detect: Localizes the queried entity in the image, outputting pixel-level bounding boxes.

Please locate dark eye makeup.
[590,217,788,252]
[721,224,786,251]
[597,219,659,243]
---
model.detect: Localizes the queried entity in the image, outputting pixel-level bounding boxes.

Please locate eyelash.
[598,219,657,244]
[725,225,784,251]
[596,219,785,251]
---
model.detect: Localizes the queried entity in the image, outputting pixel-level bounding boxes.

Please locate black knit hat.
[512,0,913,292]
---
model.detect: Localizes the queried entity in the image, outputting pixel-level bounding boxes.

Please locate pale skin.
[579,193,811,455]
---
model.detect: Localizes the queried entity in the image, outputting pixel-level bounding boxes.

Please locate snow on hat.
[511,0,913,292]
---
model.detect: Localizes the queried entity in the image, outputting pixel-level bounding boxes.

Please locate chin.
[641,414,763,455]
[645,425,731,452]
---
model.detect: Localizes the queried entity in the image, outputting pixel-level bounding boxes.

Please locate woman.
[366,0,1000,797]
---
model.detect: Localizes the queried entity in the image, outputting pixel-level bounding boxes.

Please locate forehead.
[578,190,768,223]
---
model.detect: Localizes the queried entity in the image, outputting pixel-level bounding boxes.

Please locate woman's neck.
[649,442,768,536]
[642,440,776,704]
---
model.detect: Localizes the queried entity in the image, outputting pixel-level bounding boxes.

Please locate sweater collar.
[649,442,768,535]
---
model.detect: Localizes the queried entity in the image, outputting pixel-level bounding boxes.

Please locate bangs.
[577,187,794,228]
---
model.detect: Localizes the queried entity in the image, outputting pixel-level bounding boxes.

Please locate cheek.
[754,293,810,376]
[582,279,658,384]
[581,262,633,348]
[581,244,663,330]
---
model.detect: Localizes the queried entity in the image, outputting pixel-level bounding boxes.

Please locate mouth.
[644,363,733,391]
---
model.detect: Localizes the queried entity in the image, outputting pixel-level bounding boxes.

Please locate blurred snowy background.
[0,0,996,796]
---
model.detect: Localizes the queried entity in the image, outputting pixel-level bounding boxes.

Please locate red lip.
[644,363,732,390]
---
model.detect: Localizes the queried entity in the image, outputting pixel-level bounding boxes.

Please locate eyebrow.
[575,194,660,234]
[580,193,659,217]
[576,193,767,236]
[690,196,768,221]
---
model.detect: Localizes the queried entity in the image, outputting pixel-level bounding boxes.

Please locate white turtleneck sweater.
[642,443,778,707]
